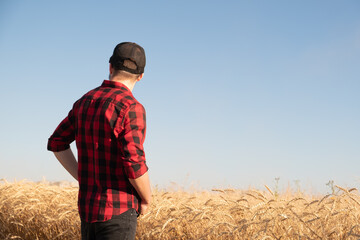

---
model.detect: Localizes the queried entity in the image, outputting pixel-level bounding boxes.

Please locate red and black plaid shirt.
[47,80,148,223]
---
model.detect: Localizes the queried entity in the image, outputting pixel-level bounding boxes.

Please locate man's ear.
[137,73,144,82]
[109,63,114,75]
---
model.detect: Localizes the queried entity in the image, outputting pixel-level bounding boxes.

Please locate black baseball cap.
[109,42,146,74]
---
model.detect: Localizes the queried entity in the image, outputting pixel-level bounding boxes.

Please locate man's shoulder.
[76,85,144,109]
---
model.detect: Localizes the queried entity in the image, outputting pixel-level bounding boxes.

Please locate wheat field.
[1,179,360,240]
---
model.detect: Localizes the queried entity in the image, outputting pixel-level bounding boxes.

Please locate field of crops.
[1,179,360,239]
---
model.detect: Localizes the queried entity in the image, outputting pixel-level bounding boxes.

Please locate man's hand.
[140,202,150,215]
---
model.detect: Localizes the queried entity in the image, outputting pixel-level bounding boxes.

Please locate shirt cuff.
[47,138,71,152]
[124,162,149,179]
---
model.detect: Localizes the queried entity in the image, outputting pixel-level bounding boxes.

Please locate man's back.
[76,80,148,222]
[49,80,148,222]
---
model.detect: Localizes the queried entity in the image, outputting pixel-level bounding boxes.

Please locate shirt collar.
[101,80,131,92]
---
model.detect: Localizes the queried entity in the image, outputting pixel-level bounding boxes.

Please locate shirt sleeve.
[47,108,76,152]
[121,103,148,179]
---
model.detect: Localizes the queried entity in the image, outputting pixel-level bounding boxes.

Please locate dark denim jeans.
[81,209,138,240]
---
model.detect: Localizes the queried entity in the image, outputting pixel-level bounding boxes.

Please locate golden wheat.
[1,179,360,239]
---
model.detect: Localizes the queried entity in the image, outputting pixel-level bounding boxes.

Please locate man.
[47,42,151,240]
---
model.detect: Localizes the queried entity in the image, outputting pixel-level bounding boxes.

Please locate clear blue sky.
[1,0,359,193]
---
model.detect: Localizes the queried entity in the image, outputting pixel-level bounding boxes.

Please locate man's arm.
[53,148,78,181]
[129,172,151,214]
[48,107,77,180]
[121,103,151,214]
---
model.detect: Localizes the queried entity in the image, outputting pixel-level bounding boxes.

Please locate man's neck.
[110,78,135,92]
